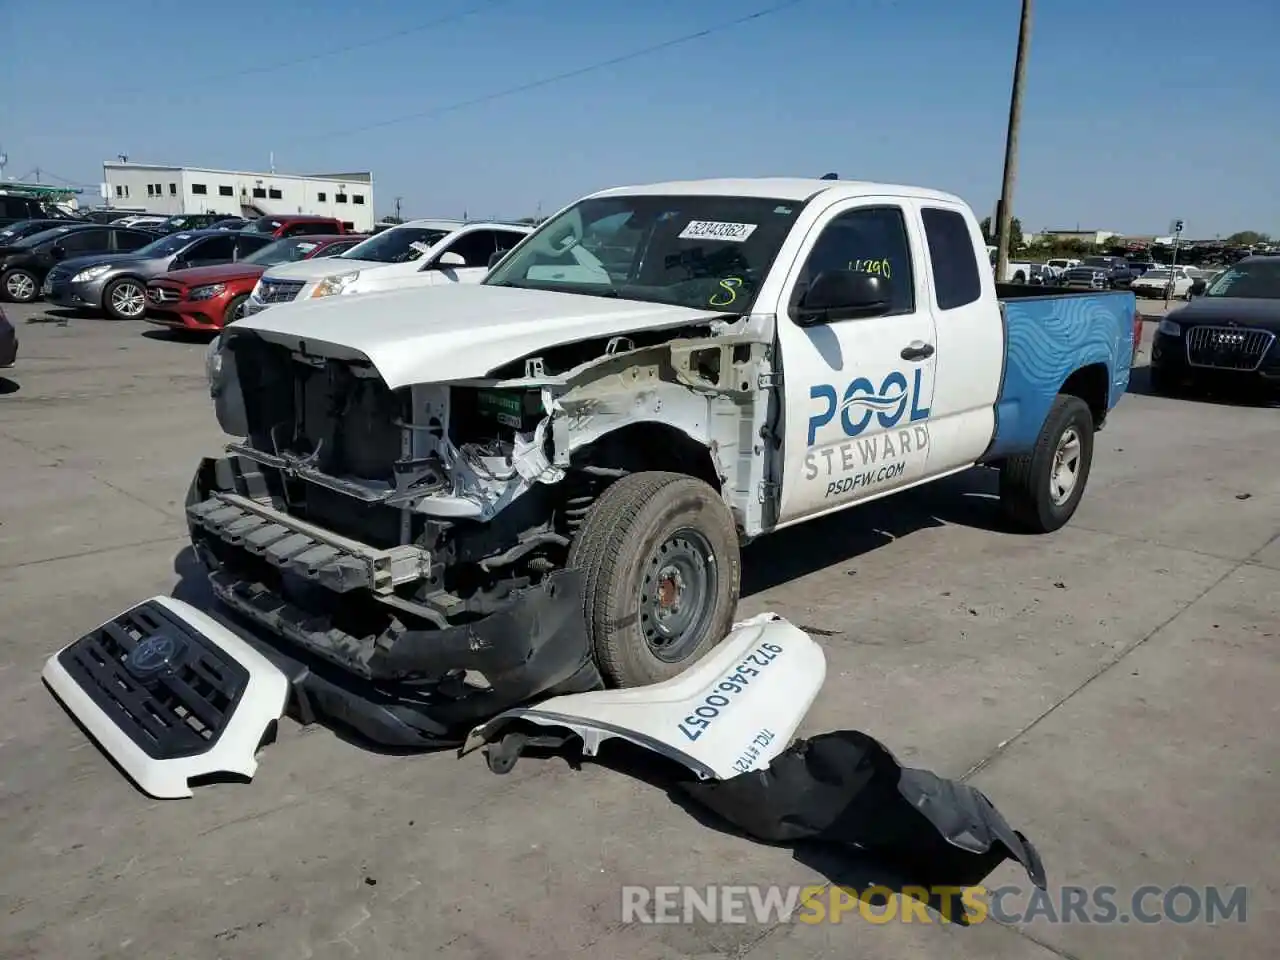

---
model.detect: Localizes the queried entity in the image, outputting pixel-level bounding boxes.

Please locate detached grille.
[56,600,249,759]
[1186,325,1275,371]
[257,279,305,304]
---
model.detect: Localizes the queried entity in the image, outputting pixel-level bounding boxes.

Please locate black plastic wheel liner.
[679,730,1047,892]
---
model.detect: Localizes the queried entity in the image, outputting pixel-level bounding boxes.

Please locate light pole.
[1164,219,1184,308]
[996,0,1033,283]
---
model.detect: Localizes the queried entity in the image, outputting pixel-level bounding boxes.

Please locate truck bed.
[983,285,1137,461]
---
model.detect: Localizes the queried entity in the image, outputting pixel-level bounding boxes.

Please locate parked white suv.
[242,219,532,316]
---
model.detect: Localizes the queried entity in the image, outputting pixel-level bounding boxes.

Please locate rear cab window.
[920,207,982,310]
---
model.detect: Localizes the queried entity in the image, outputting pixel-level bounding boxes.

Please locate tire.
[222,293,249,327]
[999,394,1094,533]
[102,277,147,320]
[1,268,39,303]
[1012,271,1026,284]
[566,471,741,687]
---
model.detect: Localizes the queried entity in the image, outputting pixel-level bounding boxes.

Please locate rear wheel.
[222,293,249,326]
[103,278,147,320]
[999,394,1095,533]
[567,471,741,687]
[1,268,39,303]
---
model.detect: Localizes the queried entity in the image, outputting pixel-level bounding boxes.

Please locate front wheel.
[1,268,39,303]
[222,293,249,326]
[102,277,147,320]
[999,394,1095,533]
[567,471,741,687]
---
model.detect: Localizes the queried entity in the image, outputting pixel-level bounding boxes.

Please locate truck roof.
[589,177,966,206]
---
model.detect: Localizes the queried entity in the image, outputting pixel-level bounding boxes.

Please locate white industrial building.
[100,162,376,231]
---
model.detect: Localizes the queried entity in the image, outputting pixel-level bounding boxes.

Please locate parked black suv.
[1150,255,1280,395]
[0,224,158,303]
[0,195,78,230]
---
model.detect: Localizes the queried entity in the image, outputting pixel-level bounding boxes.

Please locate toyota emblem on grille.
[125,633,185,678]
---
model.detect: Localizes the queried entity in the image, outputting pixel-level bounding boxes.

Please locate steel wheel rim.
[6,273,33,300]
[1050,427,1082,505]
[111,282,145,318]
[639,527,718,662]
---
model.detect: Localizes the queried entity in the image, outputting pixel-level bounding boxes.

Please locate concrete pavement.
[0,305,1276,959]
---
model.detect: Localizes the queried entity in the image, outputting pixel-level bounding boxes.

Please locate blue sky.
[1,0,1276,237]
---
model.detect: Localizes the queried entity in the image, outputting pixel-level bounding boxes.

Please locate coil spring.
[563,493,594,535]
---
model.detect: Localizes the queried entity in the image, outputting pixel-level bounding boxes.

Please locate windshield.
[1081,257,1112,267]
[1203,260,1280,299]
[484,194,804,312]
[136,232,197,257]
[244,218,284,235]
[1143,270,1171,280]
[339,227,450,263]
[242,237,325,266]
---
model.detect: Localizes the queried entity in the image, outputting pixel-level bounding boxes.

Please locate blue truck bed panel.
[984,290,1135,460]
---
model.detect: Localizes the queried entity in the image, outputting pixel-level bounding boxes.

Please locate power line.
[295,0,808,143]
[112,0,516,99]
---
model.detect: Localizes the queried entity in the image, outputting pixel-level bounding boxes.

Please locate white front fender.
[462,613,826,779]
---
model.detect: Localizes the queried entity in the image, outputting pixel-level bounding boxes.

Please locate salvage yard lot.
[1,306,1277,959]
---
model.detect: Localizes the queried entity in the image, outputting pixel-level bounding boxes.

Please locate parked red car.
[146,234,366,331]
[242,215,349,239]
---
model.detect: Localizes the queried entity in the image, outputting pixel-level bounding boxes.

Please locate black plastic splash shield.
[679,729,1046,891]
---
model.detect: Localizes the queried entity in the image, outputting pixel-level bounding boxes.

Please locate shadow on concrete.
[142,328,215,344]
[1126,364,1280,408]
[0,376,18,395]
[742,466,1014,599]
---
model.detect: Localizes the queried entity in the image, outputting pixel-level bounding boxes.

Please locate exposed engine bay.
[191,318,777,744]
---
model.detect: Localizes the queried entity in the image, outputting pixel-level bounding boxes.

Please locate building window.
[336,192,348,204]
[268,187,283,200]
[146,184,155,197]
[154,183,162,195]
[192,183,208,195]
[115,185,124,198]
[170,183,178,196]
[317,191,327,202]
[353,194,365,205]
[122,185,130,198]
[252,187,266,199]
[219,185,233,197]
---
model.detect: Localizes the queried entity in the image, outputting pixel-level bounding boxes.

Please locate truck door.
[773,199,939,525]
[912,203,1003,473]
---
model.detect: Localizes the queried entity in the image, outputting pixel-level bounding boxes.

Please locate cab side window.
[438,230,498,267]
[920,207,982,310]
[791,206,915,318]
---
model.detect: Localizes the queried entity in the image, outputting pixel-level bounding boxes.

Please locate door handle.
[900,341,935,361]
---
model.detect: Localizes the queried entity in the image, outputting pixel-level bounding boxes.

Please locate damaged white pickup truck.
[62,178,1137,757]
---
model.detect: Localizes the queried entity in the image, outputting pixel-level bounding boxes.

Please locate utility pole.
[996,0,1033,283]
[1164,219,1184,308]
[394,196,402,220]
[33,167,41,183]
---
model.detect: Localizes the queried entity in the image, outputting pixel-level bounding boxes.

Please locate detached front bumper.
[184,455,599,747]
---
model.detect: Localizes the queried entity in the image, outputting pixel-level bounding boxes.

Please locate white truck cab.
[174,177,1136,750]
[242,219,532,316]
